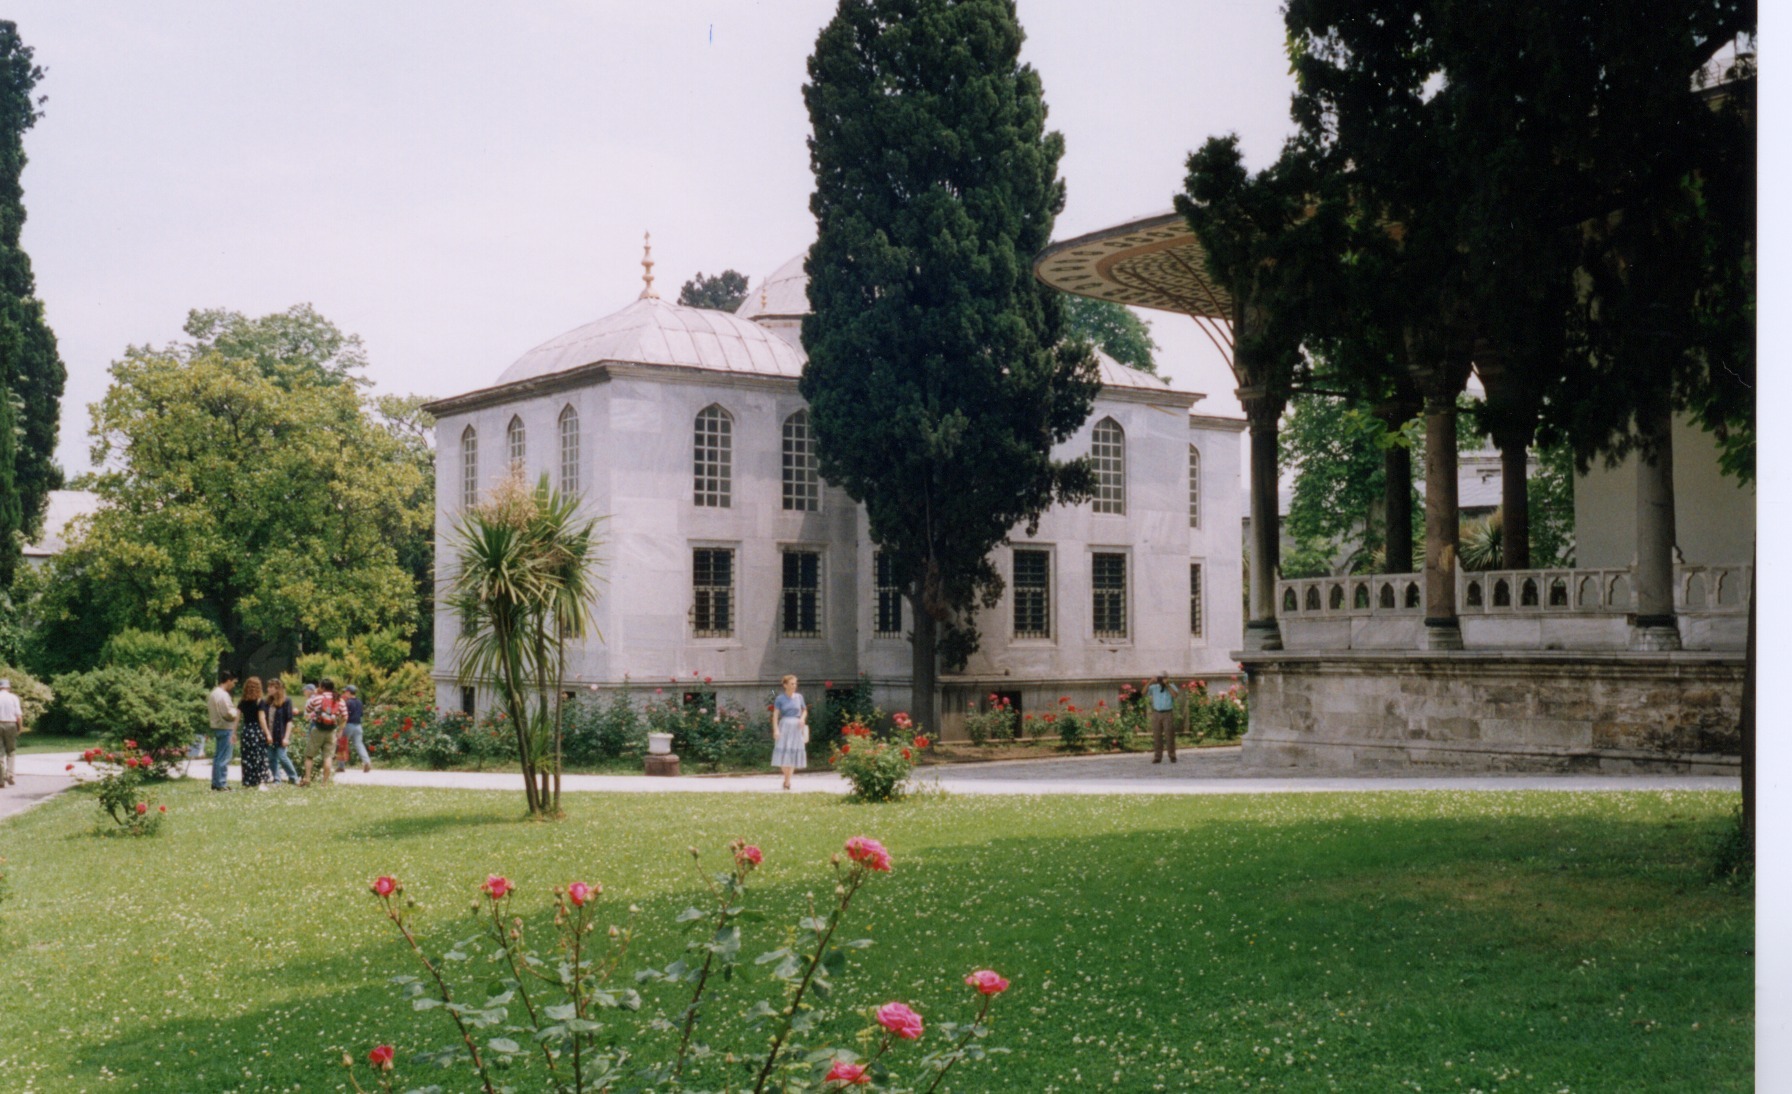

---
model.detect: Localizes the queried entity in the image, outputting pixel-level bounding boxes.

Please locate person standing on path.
[769,674,809,791]
[341,685,370,773]
[263,678,300,785]
[1146,672,1180,764]
[301,678,343,787]
[237,677,273,790]
[208,671,241,791]
[0,678,22,787]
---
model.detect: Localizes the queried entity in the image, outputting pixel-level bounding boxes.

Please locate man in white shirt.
[207,671,240,792]
[0,678,23,787]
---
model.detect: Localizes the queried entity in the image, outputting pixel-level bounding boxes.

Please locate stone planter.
[648,732,674,755]
[646,731,680,776]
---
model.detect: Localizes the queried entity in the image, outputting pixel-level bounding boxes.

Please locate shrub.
[0,664,52,727]
[99,622,226,683]
[77,743,169,836]
[42,664,206,770]
[294,630,430,707]
[364,705,517,770]
[962,693,1016,746]
[1054,703,1087,752]
[1185,680,1249,742]
[821,673,876,748]
[1083,702,1134,752]
[830,713,930,802]
[562,688,648,764]
[356,836,1008,1092]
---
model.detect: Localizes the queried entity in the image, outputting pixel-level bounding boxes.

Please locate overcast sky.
[9,1,1299,474]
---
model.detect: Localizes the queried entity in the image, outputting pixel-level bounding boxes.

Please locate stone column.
[1421,388,1464,650]
[1630,398,1681,651]
[1240,386,1284,651]
[1473,347,1534,571]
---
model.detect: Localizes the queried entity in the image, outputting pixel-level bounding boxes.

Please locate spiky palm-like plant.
[446,474,601,817]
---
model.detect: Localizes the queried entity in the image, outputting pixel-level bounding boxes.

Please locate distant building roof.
[22,489,100,559]
[495,296,806,385]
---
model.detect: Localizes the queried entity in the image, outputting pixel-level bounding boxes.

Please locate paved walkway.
[0,771,80,820]
[11,747,1735,800]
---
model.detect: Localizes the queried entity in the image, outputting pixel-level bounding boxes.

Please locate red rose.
[368,1044,395,1070]
[567,880,597,907]
[123,739,137,750]
[135,802,148,815]
[158,805,167,813]
[736,845,763,868]
[844,836,892,872]
[483,875,512,900]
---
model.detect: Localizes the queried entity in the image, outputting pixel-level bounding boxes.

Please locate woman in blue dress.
[770,673,809,790]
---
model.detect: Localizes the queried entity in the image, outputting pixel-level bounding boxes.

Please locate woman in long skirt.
[237,676,274,790]
[769,674,809,791]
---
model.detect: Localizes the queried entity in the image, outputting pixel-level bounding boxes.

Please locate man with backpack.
[301,678,345,787]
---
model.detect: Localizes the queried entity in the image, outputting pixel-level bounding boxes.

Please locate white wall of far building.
[431,370,1247,718]
[1574,412,1754,569]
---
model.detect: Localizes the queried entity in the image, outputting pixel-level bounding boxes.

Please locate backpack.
[314,695,339,730]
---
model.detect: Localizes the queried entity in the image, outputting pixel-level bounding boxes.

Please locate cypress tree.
[801,0,1098,731]
[0,21,64,584]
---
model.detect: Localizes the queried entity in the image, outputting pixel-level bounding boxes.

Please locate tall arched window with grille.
[558,405,581,494]
[782,410,819,511]
[506,415,526,473]
[1188,444,1200,527]
[693,405,733,507]
[460,426,478,508]
[1091,418,1125,514]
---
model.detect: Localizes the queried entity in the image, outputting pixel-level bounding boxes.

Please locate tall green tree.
[28,321,429,677]
[677,270,749,312]
[1061,296,1159,375]
[174,303,369,387]
[0,22,65,585]
[802,0,1098,729]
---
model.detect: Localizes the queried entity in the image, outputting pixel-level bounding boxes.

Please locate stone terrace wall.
[1240,650,1743,774]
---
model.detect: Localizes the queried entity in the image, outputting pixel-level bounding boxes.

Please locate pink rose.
[844,836,892,873]
[371,876,398,897]
[123,739,137,750]
[483,875,512,900]
[824,1060,870,1086]
[567,881,596,907]
[737,844,763,868]
[875,1001,924,1040]
[368,1044,394,1069]
[135,801,148,815]
[704,676,713,684]
[965,969,1010,995]
[825,680,834,689]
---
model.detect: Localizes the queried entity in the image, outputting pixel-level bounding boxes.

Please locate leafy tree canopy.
[802,0,1097,712]
[1061,296,1159,375]
[25,325,428,676]
[172,304,369,387]
[678,270,749,312]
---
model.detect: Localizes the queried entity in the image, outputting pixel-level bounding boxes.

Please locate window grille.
[1091,418,1125,514]
[507,416,526,472]
[874,551,903,637]
[1092,552,1127,638]
[781,550,821,638]
[693,406,732,507]
[692,548,735,637]
[1013,549,1052,639]
[1188,445,1200,527]
[460,426,478,508]
[1189,561,1204,637]
[558,405,580,494]
[782,410,819,511]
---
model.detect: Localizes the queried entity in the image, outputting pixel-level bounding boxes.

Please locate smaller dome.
[735,252,810,321]
[497,296,807,385]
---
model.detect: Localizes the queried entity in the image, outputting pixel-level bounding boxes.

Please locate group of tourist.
[203,671,369,791]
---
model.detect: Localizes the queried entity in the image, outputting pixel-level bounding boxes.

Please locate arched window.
[782,410,819,511]
[460,426,478,508]
[693,405,732,507]
[1188,445,1201,528]
[558,405,581,494]
[506,415,526,472]
[1091,418,1125,514]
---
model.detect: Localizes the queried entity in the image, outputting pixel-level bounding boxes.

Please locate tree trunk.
[1497,431,1531,570]
[908,585,938,738]
[1241,387,1284,650]
[1421,391,1463,649]
[1630,396,1681,650]
[1384,444,1414,574]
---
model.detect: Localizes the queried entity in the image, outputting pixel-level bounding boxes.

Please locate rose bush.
[830,716,929,803]
[78,743,169,836]
[355,836,1008,1093]
[961,693,1016,746]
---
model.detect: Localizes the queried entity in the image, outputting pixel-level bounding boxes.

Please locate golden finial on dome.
[639,231,658,300]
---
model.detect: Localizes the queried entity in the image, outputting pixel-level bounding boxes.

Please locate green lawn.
[0,784,1750,1092]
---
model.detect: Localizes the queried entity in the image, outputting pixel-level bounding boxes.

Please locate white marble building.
[425,250,1245,735]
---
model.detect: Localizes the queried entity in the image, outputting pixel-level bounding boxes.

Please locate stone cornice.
[1188,413,1247,433]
